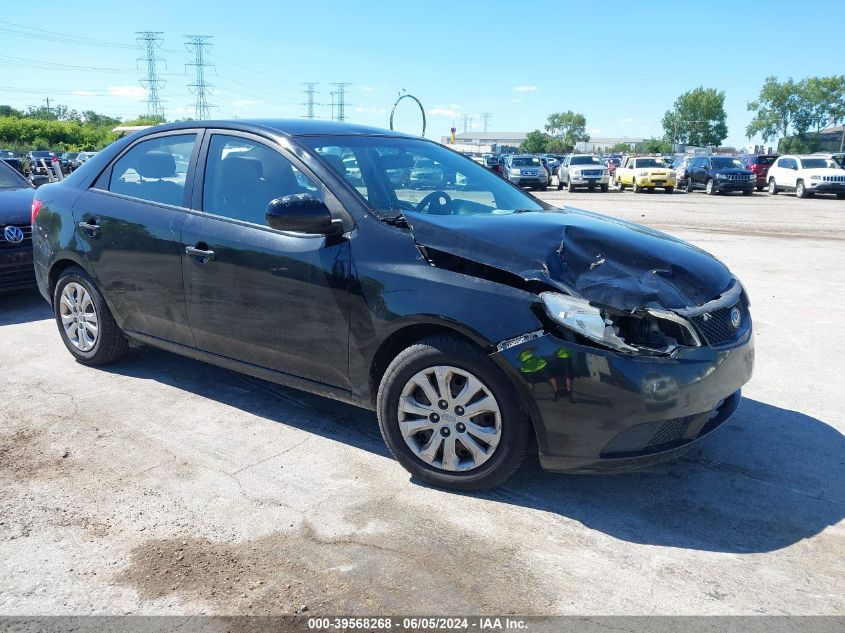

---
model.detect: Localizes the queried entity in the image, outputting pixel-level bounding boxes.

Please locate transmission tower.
[185,35,214,120]
[136,31,166,118]
[331,83,351,122]
[302,82,318,119]
[480,112,492,132]
[461,113,473,133]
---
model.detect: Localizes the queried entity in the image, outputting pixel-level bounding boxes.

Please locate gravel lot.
[1,187,843,616]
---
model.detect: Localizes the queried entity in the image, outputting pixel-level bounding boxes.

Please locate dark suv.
[32,120,753,490]
[0,159,37,292]
[684,156,755,195]
[742,154,778,191]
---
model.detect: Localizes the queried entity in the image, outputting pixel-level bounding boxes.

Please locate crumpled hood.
[405,207,733,311]
[0,186,36,225]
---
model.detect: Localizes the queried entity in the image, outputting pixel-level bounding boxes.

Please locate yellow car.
[615,156,676,193]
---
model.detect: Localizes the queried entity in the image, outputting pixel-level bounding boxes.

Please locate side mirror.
[266,193,342,237]
[31,175,50,188]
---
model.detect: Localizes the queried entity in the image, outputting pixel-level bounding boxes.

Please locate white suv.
[767,154,845,199]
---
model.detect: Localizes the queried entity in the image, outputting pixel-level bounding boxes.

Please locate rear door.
[71,131,201,346]
[181,131,352,391]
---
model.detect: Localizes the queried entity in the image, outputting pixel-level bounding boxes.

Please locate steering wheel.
[416,190,453,215]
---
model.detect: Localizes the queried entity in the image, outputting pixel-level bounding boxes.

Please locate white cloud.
[353,106,386,114]
[108,86,146,97]
[448,103,463,110]
[430,106,460,117]
[618,117,635,123]
[232,99,261,107]
[70,90,96,96]
[590,128,602,134]
[513,85,538,92]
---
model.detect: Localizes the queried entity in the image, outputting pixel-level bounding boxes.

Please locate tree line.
[0,104,165,152]
[519,74,845,155]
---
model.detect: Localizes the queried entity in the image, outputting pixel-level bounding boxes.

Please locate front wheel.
[600,183,609,193]
[706,179,717,195]
[632,179,642,193]
[617,179,626,191]
[742,189,753,196]
[664,186,674,194]
[685,178,694,193]
[796,180,808,199]
[566,178,575,192]
[53,266,129,366]
[768,178,779,195]
[556,178,563,190]
[376,335,531,491]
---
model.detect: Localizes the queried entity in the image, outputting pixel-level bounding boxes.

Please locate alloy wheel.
[59,282,99,352]
[397,365,502,473]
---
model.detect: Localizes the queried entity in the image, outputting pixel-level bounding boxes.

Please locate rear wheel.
[756,185,764,192]
[53,267,128,366]
[376,335,531,491]
[796,180,808,199]
[768,178,779,195]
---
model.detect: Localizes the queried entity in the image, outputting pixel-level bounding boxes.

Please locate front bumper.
[569,174,610,186]
[633,175,676,188]
[493,328,754,473]
[715,179,754,192]
[509,176,547,186]
[808,181,845,193]
[0,246,35,292]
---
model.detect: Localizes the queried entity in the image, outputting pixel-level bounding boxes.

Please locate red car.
[742,154,778,192]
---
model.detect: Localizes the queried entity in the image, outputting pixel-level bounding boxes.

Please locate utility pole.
[185,35,214,120]
[329,91,336,121]
[302,82,318,119]
[331,83,351,122]
[480,112,492,133]
[43,97,52,116]
[136,31,166,118]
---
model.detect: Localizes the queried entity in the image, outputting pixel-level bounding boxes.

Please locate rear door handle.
[185,245,215,260]
[77,220,101,236]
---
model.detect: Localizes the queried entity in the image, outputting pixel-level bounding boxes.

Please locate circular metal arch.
[389,92,426,137]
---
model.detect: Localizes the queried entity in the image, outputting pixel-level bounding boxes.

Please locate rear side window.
[108,134,196,207]
[202,134,320,226]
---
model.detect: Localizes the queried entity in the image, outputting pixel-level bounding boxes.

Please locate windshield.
[634,158,666,168]
[570,156,602,166]
[800,158,836,169]
[711,157,743,169]
[299,136,545,218]
[0,161,30,189]
[512,156,541,167]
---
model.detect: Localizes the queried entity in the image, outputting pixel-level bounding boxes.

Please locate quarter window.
[202,134,320,226]
[108,134,196,207]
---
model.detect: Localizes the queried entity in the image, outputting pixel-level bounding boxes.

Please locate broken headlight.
[539,292,699,355]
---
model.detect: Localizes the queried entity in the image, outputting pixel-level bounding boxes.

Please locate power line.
[331,83,351,122]
[136,31,166,118]
[480,112,492,132]
[185,35,214,120]
[302,82,318,119]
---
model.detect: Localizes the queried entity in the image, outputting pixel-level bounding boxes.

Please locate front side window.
[202,134,320,226]
[300,135,545,218]
[108,134,196,206]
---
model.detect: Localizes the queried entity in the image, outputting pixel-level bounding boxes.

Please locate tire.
[706,179,717,195]
[376,334,531,491]
[556,177,563,190]
[566,178,575,192]
[837,193,845,200]
[664,186,674,194]
[685,178,694,193]
[53,266,129,366]
[742,189,753,196]
[756,185,764,192]
[632,179,642,193]
[796,180,808,199]
[600,183,609,193]
[617,179,626,191]
[768,178,778,195]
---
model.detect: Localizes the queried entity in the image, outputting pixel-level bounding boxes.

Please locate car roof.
[138,118,412,139]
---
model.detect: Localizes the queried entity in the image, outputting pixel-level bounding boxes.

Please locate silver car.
[557,154,609,192]
[505,155,549,190]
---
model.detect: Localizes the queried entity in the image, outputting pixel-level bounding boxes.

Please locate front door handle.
[77,220,101,236]
[185,245,215,260]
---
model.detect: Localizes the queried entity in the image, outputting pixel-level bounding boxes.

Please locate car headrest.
[136,151,176,179]
[220,155,264,183]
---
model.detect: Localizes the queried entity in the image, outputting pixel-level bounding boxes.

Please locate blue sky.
[0,0,840,146]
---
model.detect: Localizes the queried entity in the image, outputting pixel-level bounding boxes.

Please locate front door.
[182,132,351,391]
[72,132,200,346]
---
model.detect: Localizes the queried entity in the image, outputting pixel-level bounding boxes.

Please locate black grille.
[0,224,32,249]
[692,297,745,346]
[601,415,694,456]
[0,263,35,289]
[646,417,690,448]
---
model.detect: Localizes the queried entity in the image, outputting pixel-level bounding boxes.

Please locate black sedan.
[32,120,754,490]
[0,159,36,292]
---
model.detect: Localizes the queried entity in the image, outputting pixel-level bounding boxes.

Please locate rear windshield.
[512,157,540,166]
[756,155,776,166]
[571,156,602,165]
